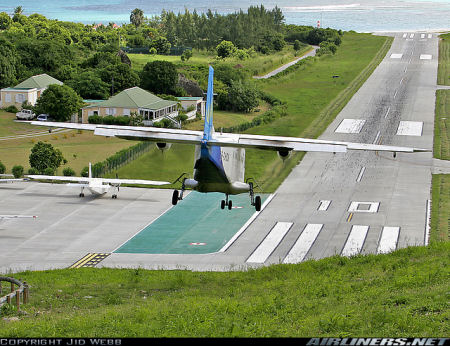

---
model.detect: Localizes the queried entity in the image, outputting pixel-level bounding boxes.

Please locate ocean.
[0,0,449,32]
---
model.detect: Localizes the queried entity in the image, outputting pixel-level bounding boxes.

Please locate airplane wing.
[28,174,170,186]
[0,215,37,220]
[0,179,24,183]
[27,175,90,183]
[30,122,429,154]
[100,178,171,185]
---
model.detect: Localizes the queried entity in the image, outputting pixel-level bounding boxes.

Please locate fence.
[0,277,29,313]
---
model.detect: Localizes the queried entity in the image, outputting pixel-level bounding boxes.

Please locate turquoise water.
[1,0,449,32]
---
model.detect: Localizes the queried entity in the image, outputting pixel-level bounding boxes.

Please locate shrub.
[4,105,18,113]
[88,115,103,124]
[12,165,24,178]
[0,161,5,174]
[27,167,39,175]
[81,166,89,177]
[63,167,76,176]
[43,167,55,175]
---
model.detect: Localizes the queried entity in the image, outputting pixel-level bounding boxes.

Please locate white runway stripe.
[396,121,423,136]
[283,224,323,264]
[318,200,331,211]
[335,119,365,133]
[246,222,292,263]
[342,225,369,257]
[390,53,403,59]
[377,227,400,254]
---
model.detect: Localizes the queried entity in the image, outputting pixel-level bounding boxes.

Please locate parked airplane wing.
[30,122,429,153]
[27,175,91,182]
[0,179,24,183]
[100,178,171,185]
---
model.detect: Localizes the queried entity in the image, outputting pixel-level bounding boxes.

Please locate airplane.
[0,174,24,183]
[30,66,428,211]
[27,163,170,198]
[0,215,37,221]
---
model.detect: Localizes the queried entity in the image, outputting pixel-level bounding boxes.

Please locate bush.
[0,161,5,174]
[81,166,89,177]
[4,105,18,113]
[63,167,76,176]
[43,167,55,175]
[27,167,39,175]
[88,115,103,124]
[12,165,24,178]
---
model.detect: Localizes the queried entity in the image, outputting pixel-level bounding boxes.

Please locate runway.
[0,31,440,272]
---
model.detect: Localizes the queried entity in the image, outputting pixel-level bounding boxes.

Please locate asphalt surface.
[0,32,442,272]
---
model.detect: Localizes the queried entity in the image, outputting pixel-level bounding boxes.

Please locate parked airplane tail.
[88,162,92,178]
[203,65,215,142]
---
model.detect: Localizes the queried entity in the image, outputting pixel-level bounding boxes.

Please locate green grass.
[430,175,449,242]
[438,32,450,85]
[1,243,448,336]
[434,90,450,160]
[0,111,134,175]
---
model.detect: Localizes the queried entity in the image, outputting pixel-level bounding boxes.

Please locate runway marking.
[402,33,407,38]
[335,119,365,133]
[428,34,432,39]
[410,33,415,38]
[420,34,425,39]
[373,131,381,144]
[384,107,391,119]
[246,222,292,263]
[356,166,366,182]
[377,227,400,254]
[70,253,110,268]
[318,200,331,211]
[396,121,423,136]
[393,89,398,99]
[420,54,432,60]
[342,225,369,257]
[390,53,403,59]
[348,201,380,213]
[425,199,431,245]
[347,213,353,222]
[283,224,323,264]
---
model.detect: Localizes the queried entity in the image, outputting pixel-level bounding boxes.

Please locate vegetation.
[438,32,450,85]
[29,141,66,174]
[434,90,449,160]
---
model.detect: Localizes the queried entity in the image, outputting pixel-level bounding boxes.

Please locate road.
[0,32,441,272]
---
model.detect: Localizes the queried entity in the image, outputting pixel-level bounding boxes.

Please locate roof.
[14,74,63,89]
[177,97,203,101]
[85,87,177,110]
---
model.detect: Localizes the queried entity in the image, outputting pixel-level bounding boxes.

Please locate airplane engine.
[277,149,292,161]
[155,142,172,152]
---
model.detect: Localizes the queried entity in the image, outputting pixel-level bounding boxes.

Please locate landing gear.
[79,187,85,198]
[220,194,232,210]
[249,182,261,211]
[112,194,117,199]
[172,178,186,206]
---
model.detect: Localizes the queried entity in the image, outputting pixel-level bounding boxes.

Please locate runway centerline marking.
[342,225,369,257]
[246,222,293,263]
[384,107,391,118]
[348,201,380,213]
[356,166,366,182]
[390,53,403,59]
[420,54,432,60]
[283,224,323,264]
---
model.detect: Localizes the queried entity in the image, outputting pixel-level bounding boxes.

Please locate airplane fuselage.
[185,141,250,195]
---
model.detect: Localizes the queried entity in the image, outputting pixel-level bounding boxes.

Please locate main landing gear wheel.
[220,200,225,209]
[79,193,84,197]
[172,190,179,205]
[254,195,261,212]
[112,194,117,199]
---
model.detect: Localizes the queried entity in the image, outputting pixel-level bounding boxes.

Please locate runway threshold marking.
[396,121,423,136]
[246,222,293,263]
[342,225,369,257]
[283,224,323,264]
[70,253,110,268]
[335,119,365,134]
[318,200,331,211]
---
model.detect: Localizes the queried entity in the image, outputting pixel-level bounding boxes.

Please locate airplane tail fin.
[88,162,92,178]
[203,65,215,141]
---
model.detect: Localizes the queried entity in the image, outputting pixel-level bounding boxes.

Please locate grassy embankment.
[1,32,448,337]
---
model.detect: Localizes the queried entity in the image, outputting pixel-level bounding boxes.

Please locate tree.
[66,71,110,99]
[0,161,5,174]
[293,40,301,51]
[0,12,12,30]
[130,8,144,28]
[34,84,84,122]
[140,60,178,94]
[216,40,237,59]
[0,38,19,88]
[218,80,259,112]
[29,142,66,174]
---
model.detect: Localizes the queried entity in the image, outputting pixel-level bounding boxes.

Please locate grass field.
[0,111,134,175]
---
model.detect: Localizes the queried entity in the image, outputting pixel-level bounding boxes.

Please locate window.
[16,94,25,103]
[107,108,116,115]
[5,93,11,102]
[123,108,130,116]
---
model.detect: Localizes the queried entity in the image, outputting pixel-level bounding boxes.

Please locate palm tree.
[14,6,23,15]
[130,8,144,28]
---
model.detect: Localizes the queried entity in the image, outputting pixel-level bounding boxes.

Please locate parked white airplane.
[28,163,170,198]
[0,174,24,183]
[31,66,428,210]
[0,215,37,221]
